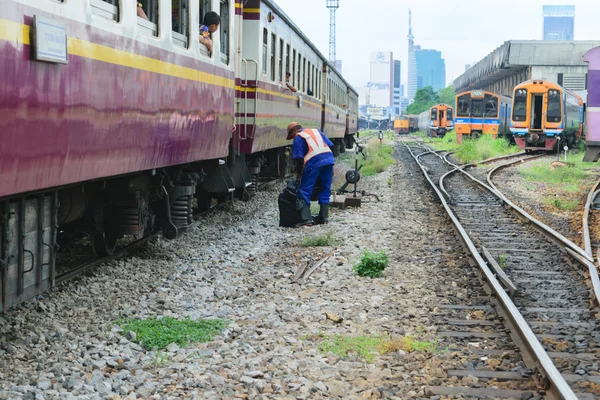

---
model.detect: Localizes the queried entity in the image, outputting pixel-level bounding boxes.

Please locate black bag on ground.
[279,181,301,227]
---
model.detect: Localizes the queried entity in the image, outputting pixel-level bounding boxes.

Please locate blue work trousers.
[297,164,334,207]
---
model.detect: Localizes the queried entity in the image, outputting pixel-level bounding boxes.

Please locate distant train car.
[417,104,454,137]
[407,115,419,132]
[584,46,600,161]
[345,86,360,149]
[511,80,583,151]
[455,90,512,144]
[394,116,410,134]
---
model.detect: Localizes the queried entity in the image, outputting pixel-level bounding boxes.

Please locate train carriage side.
[346,86,359,147]
[417,110,430,135]
[0,0,238,311]
[237,0,324,173]
[322,65,350,155]
[584,46,600,162]
[408,115,419,132]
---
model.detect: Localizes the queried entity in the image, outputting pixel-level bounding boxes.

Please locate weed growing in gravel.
[300,232,336,247]
[118,317,227,350]
[387,176,392,187]
[315,334,443,362]
[545,197,580,211]
[498,254,507,269]
[361,142,395,176]
[353,250,389,278]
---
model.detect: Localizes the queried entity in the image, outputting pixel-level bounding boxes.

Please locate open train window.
[513,89,527,122]
[91,0,120,22]
[285,44,290,77]
[547,89,561,123]
[172,0,189,48]
[292,49,296,86]
[270,33,276,81]
[307,62,311,95]
[138,0,158,36]
[297,54,301,91]
[220,0,229,64]
[199,0,211,23]
[261,29,268,75]
[278,39,284,83]
[302,58,306,93]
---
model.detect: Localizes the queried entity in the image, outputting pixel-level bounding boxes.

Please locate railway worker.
[286,122,335,226]
[199,12,221,52]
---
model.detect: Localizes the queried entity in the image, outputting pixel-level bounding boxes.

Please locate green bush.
[353,250,389,278]
[300,232,335,247]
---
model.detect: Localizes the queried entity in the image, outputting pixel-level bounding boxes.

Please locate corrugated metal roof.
[454,40,600,92]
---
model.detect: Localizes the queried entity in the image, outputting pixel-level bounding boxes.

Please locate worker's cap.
[286,122,302,140]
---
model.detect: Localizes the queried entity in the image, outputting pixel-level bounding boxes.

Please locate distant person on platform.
[286,122,335,226]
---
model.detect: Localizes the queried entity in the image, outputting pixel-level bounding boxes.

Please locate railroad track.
[55,178,283,285]
[406,144,600,400]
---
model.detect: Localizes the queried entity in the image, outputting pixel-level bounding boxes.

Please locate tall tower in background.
[407,9,419,103]
[326,0,340,62]
[543,5,574,41]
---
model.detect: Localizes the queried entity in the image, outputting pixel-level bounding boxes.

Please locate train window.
[220,0,229,63]
[457,94,470,117]
[278,39,284,83]
[285,44,290,77]
[172,0,189,48]
[483,94,498,117]
[261,29,268,75]
[91,0,120,22]
[447,108,453,120]
[431,108,438,120]
[312,66,316,97]
[471,100,483,117]
[513,89,528,122]
[307,62,311,94]
[547,90,562,123]
[297,54,301,91]
[302,59,306,93]
[292,49,296,86]
[138,0,158,36]
[270,33,276,81]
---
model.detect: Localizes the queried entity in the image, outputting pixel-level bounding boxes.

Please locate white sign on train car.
[33,15,68,64]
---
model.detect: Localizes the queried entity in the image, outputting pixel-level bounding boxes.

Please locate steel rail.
[405,145,578,400]
[486,157,594,265]
[583,178,600,259]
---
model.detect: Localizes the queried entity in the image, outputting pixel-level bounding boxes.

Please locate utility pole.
[326,0,339,63]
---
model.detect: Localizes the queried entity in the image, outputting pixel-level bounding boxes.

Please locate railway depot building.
[454,40,600,101]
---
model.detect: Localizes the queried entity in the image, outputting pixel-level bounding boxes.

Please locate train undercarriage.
[0,135,355,312]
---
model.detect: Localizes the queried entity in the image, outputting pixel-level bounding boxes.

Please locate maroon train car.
[0,0,358,311]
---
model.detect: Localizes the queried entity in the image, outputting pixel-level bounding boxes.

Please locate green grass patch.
[360,142,395,176]
[118,317,227,350]
[544,197,580,211]
[454,135,520,164]
[353,250,389,278]
[518,154,596,184]
[313,334,442,362]
[300,231,336,247]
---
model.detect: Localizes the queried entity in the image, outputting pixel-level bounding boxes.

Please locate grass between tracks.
[305,334,442,362]
[416,130,520,163]
[117,317,227,350]
[300,231,336,247]
[337,133,395,177]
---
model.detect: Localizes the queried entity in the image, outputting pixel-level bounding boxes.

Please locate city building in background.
[416,49,446,92]
[393,60,402,115]
[407,9,418,103]
[367,51,393,108]
[543,5,575,41]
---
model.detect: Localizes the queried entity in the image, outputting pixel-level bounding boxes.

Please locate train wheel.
[332,140,341,157]
[89,200,118,257]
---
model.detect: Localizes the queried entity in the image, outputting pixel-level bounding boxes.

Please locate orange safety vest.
[297,129,332,164]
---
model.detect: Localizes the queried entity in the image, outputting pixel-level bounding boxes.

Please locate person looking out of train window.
[284,71,297,92]
[137,2,149,20]
[286,122,335,226]
[199,12,221,53]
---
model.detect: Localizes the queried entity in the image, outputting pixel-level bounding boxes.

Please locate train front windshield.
[446,108,453,120]
[484,95,498,117]
[431,108,438,120]
[513,89,528,122]
[547,90,561,123]
[457,95,470,116]
[471,100,483,117]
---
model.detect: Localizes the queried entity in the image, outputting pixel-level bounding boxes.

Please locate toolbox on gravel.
[278,180,322,227]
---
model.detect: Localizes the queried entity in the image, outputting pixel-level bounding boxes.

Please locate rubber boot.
[318,204,329,224]
[296,205,313,227]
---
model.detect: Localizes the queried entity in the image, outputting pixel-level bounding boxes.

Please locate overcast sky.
[275,0,599,99]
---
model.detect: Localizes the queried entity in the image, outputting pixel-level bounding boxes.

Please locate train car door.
[531,94,543,130]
